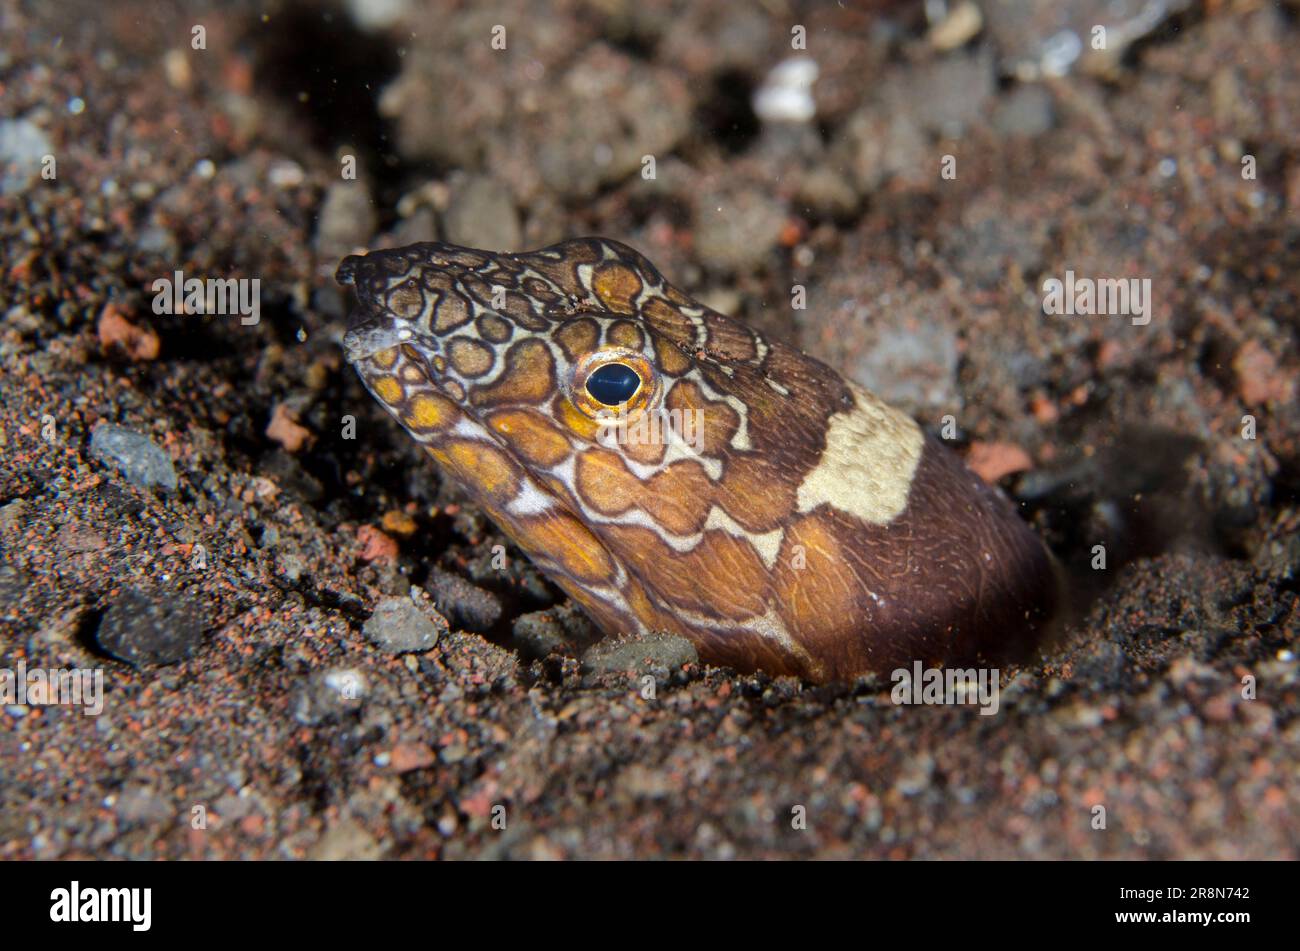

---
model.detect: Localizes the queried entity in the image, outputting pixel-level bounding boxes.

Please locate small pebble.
[114,785,173,825]
[992,85,1055,137]
[511,601,596,660]
[752,57,819,124]
[308,818,382,860]
[389,742,436,773]
[95,587,205,666]
[443,174,520,252]
[89,424,178,493]
[894,753,935,796]
[582,631,698,677]
[0,116,54,195]
[314,180,377,260]
[362,596,444,654]
[294,668,367,726]
[425,567,502,633]
[927,1,983,50]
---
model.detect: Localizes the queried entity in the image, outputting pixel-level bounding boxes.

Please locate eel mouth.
[338,253,403,365]
[337,255,447,370]
[342,313,415,365]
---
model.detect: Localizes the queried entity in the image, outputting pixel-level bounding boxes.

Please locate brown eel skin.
[337,238,1058,683]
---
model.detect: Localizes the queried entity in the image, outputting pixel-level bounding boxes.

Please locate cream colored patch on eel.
[794,382,924,524]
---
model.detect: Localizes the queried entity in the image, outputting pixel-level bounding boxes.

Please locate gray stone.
[0,117,53,195]
[694,187,787,272]
[308,817,382,860]
[832,105,929,195]
[425,567,502,633]
[512,601,597,660]
[993,85,1056,138]
[851,309,961,416]
[443,174,520,252]
[362,597,443,654]
[114,785,174,825]
[893,48,996,138]
[293,668,368,725]
[89,424,178,493]
[582,631,698,677]
[95,587,205,666]
[314,180,377,261]
[984,0,1195,80]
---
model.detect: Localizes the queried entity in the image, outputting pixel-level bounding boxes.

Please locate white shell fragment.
[752,57,820,124]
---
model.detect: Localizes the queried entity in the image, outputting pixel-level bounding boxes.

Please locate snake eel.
[337,238,1057,683]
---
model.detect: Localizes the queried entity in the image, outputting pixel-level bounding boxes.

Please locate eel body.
[338,238,1057,683]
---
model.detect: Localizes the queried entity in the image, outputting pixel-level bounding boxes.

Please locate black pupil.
[585,362,641,406]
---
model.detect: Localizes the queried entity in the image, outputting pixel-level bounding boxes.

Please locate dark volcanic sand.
[1,0,1297,859]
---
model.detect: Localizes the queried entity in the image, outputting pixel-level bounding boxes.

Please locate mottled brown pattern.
[607,319,645,350]
[663,379,741,456]
[575,450,713,536]
[431,291,472,333]
[475,313,513,344]
[713,455,800,532]
[554,317,600,362]
[338,238,1058,682]
[487,408,572,467]
[469,339,555,406]
[591,262,643,311]
[602,523,772,619]
[447,337,493,377]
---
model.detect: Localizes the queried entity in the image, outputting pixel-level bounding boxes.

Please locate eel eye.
[584,362,642,406]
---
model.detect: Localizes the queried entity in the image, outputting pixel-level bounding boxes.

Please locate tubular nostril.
[335,255,363,286]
